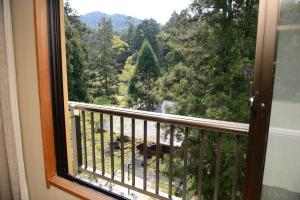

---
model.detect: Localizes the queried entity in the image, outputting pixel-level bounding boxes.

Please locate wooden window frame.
[34,0,118,199]
[33,0,281,199]
[242,0,279,199]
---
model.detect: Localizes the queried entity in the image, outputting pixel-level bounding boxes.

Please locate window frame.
[34,0,125,199]
[34,0,280,199]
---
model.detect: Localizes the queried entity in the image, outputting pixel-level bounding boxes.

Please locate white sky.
[67,0,191,24]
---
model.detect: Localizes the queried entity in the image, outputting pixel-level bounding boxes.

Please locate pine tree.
[129,40,160,110]
[126,23,136,54]
[64,2,89,102]
[134,19,160,54]
[94,17,117,96]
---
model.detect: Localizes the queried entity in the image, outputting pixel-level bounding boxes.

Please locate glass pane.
[261,5,300,200]
[279,0,300,25]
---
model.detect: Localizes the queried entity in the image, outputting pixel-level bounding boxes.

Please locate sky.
[67,0,191,24]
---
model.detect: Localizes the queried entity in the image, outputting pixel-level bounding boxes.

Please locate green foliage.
[116,56,136,107]
[64,2,89,102]
[112,36,129,70]
[93,17,118,97]
[134,19,160,54]
[129,40,160,110]
[159,0,258,122]
[155,63,203,115]
[126,23,137,54]
[93,96,114,106]
[155,0,258,198]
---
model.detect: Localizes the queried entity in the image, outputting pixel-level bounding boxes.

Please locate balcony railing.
[69,101,249,200]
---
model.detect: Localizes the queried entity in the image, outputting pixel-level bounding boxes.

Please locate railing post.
[70,108,82,175]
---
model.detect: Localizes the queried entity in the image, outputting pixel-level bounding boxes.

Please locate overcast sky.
[67,0,191,24]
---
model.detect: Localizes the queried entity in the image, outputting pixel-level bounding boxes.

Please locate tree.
[116,56,136,107]
[129,40,160,110]
[126,23,136,54]
[93,17,118,97]
[162,11,180,33]
[156,0,258,198]
[155,63,203,115]
[112,36,129,71]
[134,19,160,54]
[64,2,89,102]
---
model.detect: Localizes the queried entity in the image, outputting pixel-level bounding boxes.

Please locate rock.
[116,135,130,143]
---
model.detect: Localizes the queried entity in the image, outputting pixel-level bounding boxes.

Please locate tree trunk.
[147,71,150,111]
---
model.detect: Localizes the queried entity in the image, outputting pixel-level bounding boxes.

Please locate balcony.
[68,101,249,200]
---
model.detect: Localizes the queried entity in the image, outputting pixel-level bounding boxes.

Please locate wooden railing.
[69,101,249,200]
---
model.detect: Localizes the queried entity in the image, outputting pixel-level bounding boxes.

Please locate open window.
[59,0,256,199]
[35,0,297,199]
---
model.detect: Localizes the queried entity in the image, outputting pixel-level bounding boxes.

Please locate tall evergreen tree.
[94,17,117,96]
[126,23,136,54]
[134,19,160,54]
[129,40,160,110]
[64,2,89,102]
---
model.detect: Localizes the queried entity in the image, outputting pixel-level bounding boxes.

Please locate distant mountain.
[80,11,142,31]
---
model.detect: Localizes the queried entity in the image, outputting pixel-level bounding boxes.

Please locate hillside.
[80,11,142,31]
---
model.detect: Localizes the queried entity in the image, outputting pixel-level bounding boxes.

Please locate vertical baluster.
[198,129,205,200]
[155,122,160,194]
[76,112,82,167]
[110,115,114,179]
[120,117,125,183]
[132,118,136,186]
[182,127,189,200]
[168,125,174,198]
[143,120,148,190]
[70,109,79,174]
[213,133,222,200]
[91,112,96,172]
[231,135,240,200]
[82,110,87,169]
[100,113,105,175]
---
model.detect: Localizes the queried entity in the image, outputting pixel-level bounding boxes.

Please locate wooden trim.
[277,24,300,31]
[242,0,279,199]
[34,0,115,199]
[34,0,56,188]
[47,0,69,175]
[59,0,73,175]
[49,176,113,200]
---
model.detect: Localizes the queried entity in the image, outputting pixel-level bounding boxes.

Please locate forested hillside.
[80,11,142,31]
[65,0,258,198]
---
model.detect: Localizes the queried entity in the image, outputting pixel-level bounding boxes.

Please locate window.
[35,0,282,199]
[46,0,125,198]
[60,0,256,198]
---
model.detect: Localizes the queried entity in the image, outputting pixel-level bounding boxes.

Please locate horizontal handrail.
[69,100,249,199]
[69,101,249,135]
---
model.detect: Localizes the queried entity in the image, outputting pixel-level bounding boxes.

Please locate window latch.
[249,81,258,113]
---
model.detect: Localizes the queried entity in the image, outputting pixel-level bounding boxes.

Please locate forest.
[65,0,258,198]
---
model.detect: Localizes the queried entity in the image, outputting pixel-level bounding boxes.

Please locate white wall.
[11,0,79,199]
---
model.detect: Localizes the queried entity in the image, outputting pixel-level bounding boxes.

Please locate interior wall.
[10,0,78,199]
